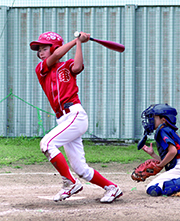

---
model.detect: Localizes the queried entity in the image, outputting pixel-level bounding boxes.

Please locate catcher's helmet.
[30,32,64,54]
[141,104,178,135]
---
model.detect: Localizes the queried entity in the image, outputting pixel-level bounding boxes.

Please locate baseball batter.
[140,104,180,196]
[30,31,122,203]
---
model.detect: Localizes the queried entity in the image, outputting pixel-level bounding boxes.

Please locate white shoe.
[100,185,123,203]
[53,178,83,202]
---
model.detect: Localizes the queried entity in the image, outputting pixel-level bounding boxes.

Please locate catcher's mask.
[30,32,64,57]
[141,103,178,135]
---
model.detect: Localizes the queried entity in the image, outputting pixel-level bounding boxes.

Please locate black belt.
[56,102,74,119]
[64,102,73,109]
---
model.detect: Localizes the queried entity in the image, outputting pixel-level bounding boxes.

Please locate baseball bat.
[74,31,125,53]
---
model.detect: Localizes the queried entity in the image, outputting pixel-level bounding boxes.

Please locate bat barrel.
[74,31,125,53]
[90,37,125,53]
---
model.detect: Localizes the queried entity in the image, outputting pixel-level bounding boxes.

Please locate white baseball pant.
[40,104,94,181]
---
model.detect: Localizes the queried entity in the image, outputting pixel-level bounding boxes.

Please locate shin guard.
[163,178,180,196]
[147,184,163,196]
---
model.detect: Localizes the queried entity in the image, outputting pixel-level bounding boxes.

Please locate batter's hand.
[78,32,90,43]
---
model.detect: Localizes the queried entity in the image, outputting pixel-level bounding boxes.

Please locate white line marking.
[0,205,139,217]
[0,172,127,176]
[66,196,85,200]
[38,196,53,200]
[0,209,19,216]
[38,196,85,200]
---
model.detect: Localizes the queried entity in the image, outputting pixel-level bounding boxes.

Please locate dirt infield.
[0,162,180,221]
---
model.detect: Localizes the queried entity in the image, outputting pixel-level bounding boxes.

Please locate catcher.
[132,104,180,196]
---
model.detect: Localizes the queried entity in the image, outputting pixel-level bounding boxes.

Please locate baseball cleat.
[100,185,123,203]
[53,178,83,202]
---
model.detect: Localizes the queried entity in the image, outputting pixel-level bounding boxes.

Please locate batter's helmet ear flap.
[50,45,59,54]
[37,46,56,58]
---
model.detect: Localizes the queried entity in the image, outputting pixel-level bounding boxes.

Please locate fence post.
[0,6,8,136]
[124,5,137,139]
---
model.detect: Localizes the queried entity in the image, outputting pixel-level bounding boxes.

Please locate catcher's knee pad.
[147,184,163,196]
[163,178,180,196]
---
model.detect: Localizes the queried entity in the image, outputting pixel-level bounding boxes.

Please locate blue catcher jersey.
[155,123,180,171]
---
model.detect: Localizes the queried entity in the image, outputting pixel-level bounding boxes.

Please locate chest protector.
[155,123,180,171]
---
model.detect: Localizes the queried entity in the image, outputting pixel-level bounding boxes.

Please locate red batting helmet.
[30,32,64,54]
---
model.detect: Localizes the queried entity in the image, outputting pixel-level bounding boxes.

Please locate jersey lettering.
[58,68,71,82]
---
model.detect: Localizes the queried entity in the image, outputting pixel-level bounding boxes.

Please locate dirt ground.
[0,162,180,221]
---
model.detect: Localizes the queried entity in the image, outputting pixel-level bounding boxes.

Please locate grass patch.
[0,137,157,166]
[0,137,46,165]
[82,142,152,164]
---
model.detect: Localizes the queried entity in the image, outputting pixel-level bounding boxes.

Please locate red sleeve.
[35,58,50,77]
[68,59,84,75]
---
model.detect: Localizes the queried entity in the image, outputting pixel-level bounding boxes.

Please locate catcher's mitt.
[131,159,163,182]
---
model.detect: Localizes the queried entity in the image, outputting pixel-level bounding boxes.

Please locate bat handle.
[78,35,94,41]
[74,32,94,41]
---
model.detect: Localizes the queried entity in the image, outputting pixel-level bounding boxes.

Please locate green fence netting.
[0,89,56,137]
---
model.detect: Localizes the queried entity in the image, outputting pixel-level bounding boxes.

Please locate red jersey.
[35,58,82,117]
